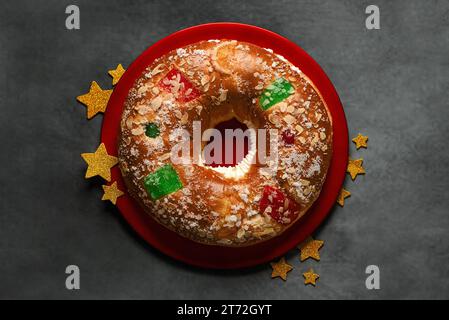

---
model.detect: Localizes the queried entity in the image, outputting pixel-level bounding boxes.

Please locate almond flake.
[174,110,183,119]
[268,114,280,125]
[320,132,326,140]
[295,125,304,134]
[180,113,188,124]
[159,153,171,161]
[200,75,209,86]
[219,89,228,102]
[283,114,296,125]
[286,105,295,113]
[278,102,287,112]
[150,96,163,111]
[151,64,164,76]
[126,117,134,129]
[131,127,144,136]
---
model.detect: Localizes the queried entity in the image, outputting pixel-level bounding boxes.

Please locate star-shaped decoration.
[352,133,368,149]
[337,188,351,207]
[303,268,319,286]
[108,64,126,86]
[347,158,366,180]
[81,143,118,181]
[102,181,124,205]
[76,81,112,119]
[299,237,324,261]
[270,257,293,281]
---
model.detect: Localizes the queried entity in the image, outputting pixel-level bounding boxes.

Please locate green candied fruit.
[145,122,160,138]
[144,164,183,200]
[259,78,295,110]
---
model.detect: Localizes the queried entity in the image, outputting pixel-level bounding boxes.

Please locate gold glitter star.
[303,268,319,286]
[352,133,368,149]
[270,257,293,281]
[299,237,324,261]
[337,188,351,207]
[108,64,126,86]
[347,158,366,180]
[77,81,112,119]
[102,181,124,205]
[81,143,118,181]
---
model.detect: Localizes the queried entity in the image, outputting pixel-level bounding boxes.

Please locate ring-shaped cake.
[118,40,332,246]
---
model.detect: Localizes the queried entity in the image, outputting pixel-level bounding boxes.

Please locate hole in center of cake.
[203,117,250,167]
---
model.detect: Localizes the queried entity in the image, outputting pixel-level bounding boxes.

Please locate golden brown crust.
[118,40,333,246]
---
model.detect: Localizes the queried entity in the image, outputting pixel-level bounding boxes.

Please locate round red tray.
[101,23,348,269]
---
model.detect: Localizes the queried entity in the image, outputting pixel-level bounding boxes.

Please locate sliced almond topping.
[295,125,304,134]
[126,117,134,129]
[131,127,144,136]
[286,105,295,114]
[255,83,264,90]
[304,187,311,196]
[159,153,171,161]
[312,133,319,145]
[174,109,183,119]
[151,64,164,76]
[137,84,150,96]
[320,131,326,140]
[151,87,160,95]
[268,113,280,125]
[180,113,188,125]
[150,96,163,111]
[219,89,228,102]
[200,75,209,86]
[283,114,296,125]
[278,102,287,112]
[299,136,306,144]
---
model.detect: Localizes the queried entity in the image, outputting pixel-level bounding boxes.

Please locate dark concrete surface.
[0,0,448,299]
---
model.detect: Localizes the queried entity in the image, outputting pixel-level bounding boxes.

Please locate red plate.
[101,23,348,269]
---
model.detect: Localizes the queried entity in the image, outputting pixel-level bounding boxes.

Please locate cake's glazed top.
[118,40,333,246]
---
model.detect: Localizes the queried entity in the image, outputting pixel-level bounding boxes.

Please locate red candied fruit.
[158,69,201,103]
[282,129,295,145]
[259,186,299,225]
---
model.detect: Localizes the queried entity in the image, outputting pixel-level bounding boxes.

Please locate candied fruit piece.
[159,69,200,103]
[144,164,183,200]
[282,129,295,145]
[145,122,160,138]
[259,186,299,224]
[259,78,295,110]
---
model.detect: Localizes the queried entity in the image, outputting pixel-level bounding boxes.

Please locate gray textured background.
[0,0,448,299]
